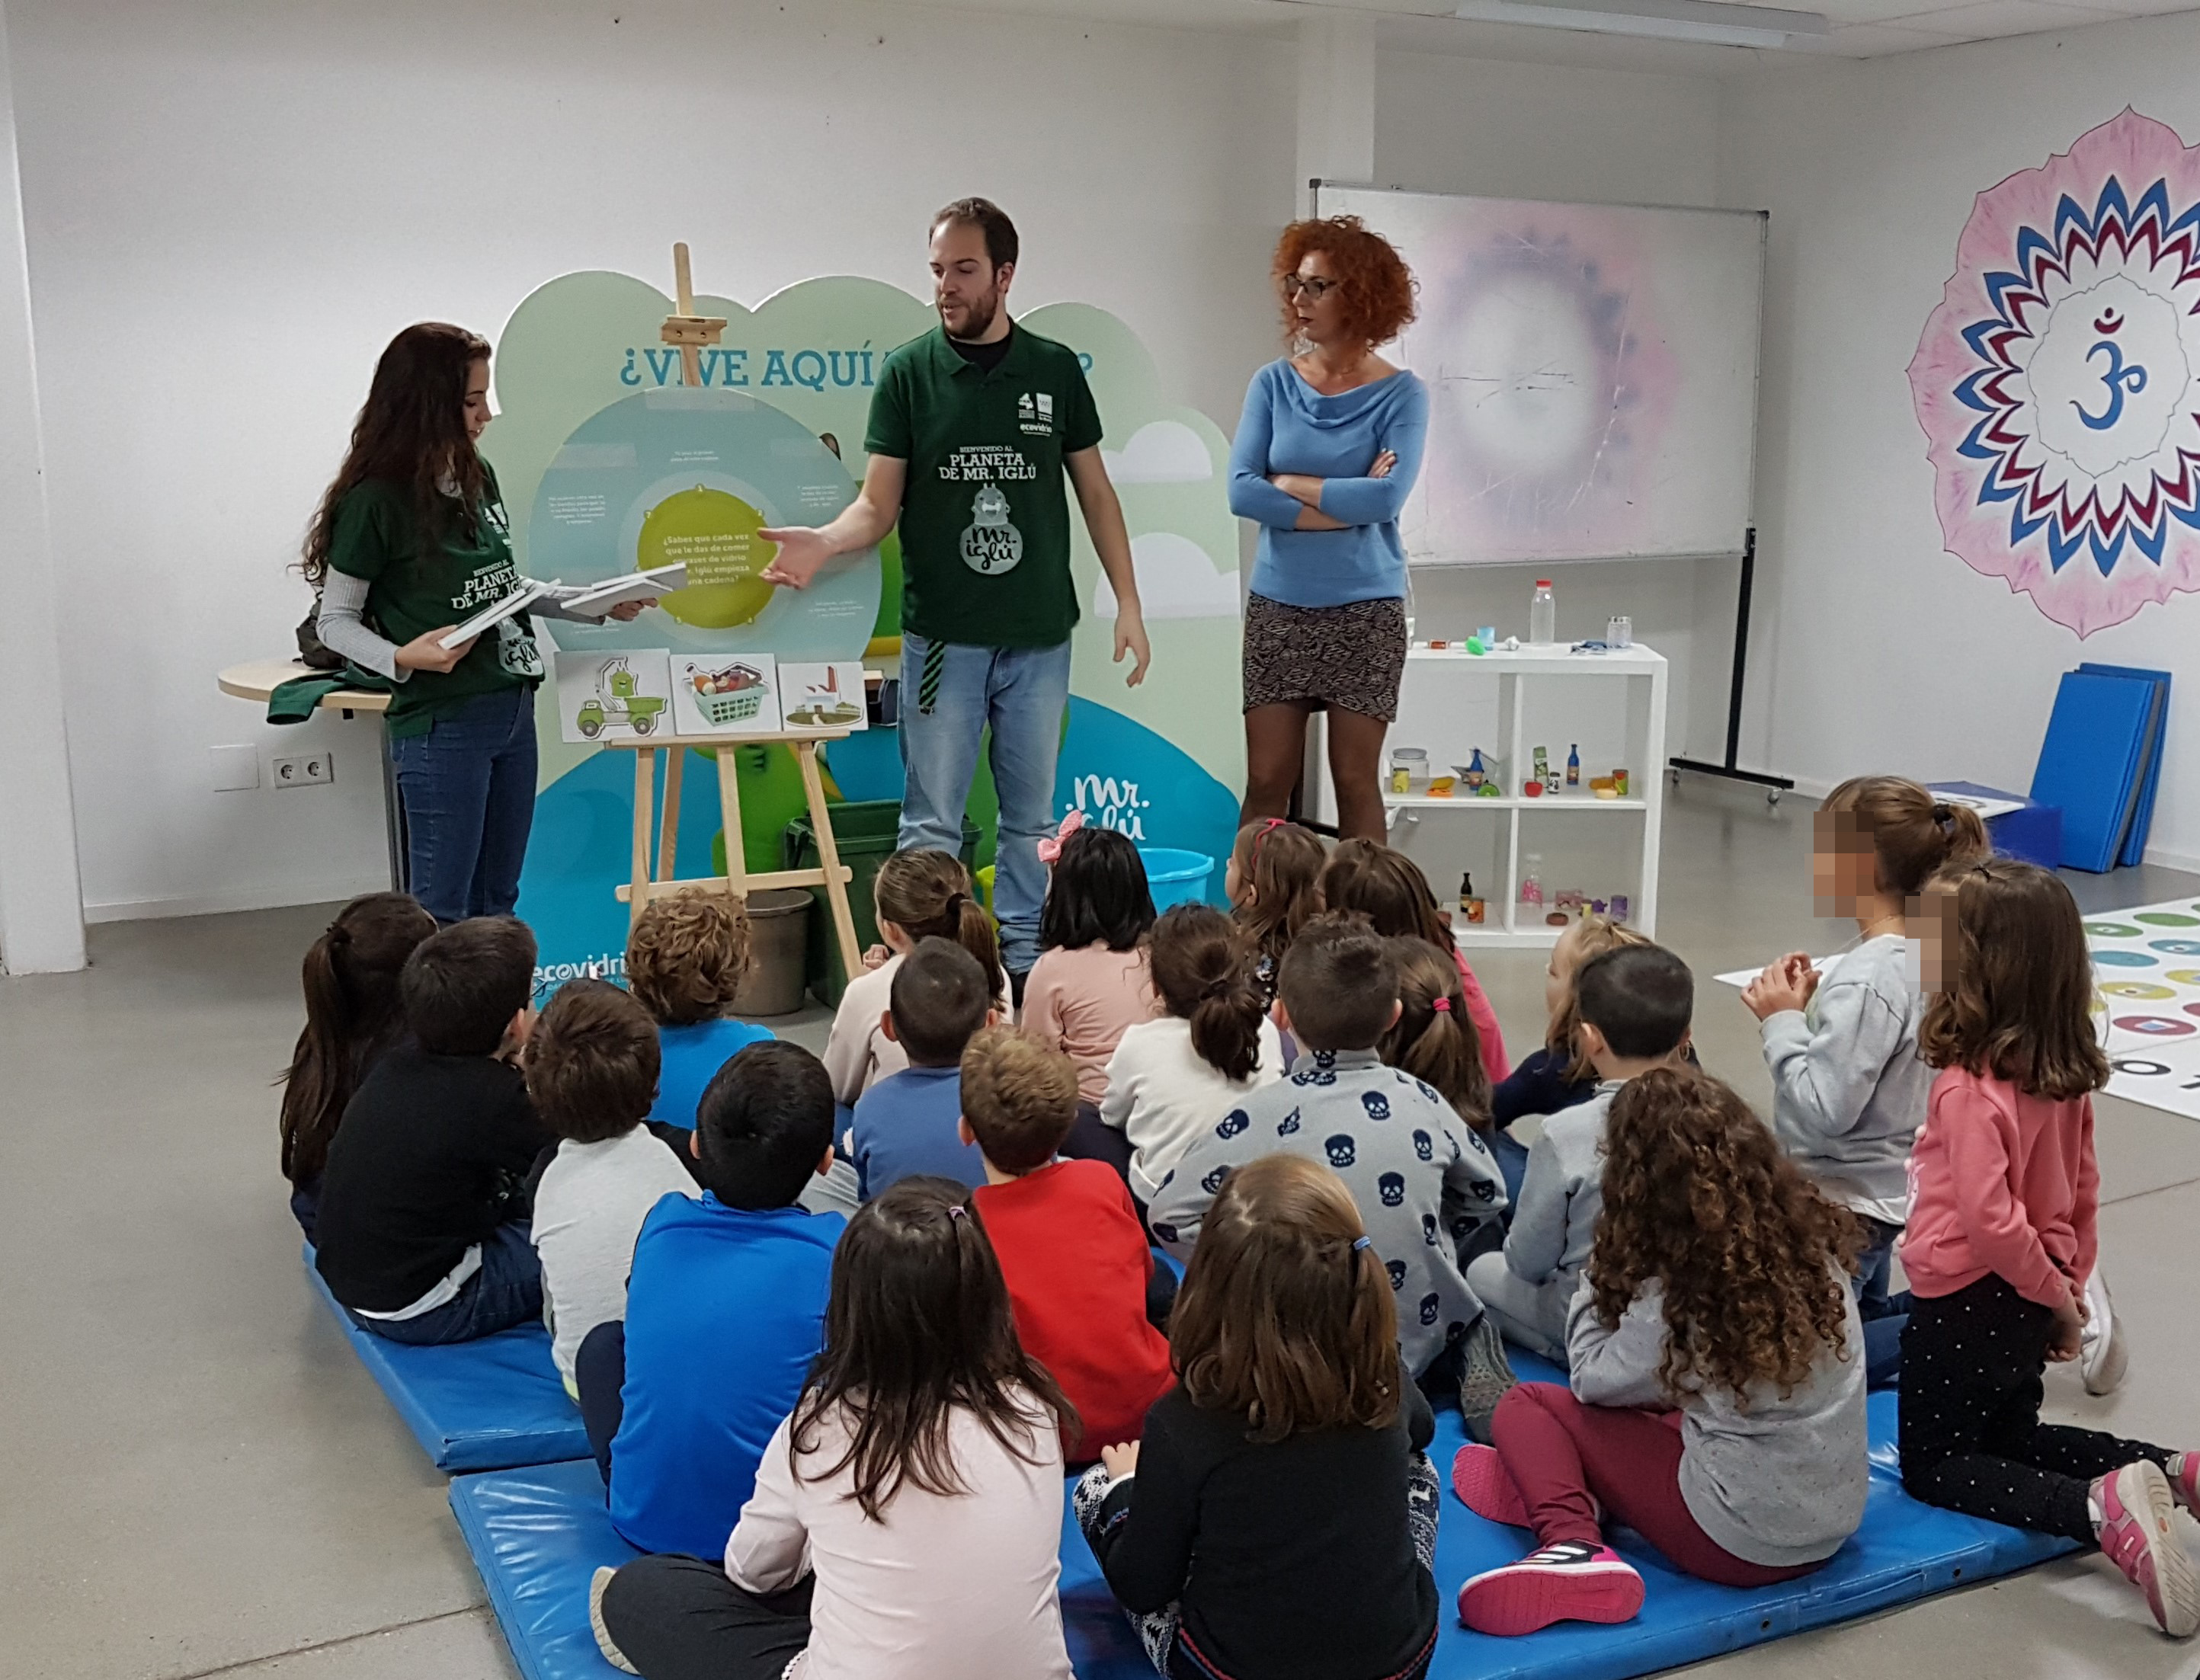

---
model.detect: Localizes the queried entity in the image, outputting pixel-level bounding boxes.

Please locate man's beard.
[942,287,1000,341]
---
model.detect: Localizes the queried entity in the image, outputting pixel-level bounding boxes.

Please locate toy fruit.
[1428,776,1456,798]
[1523,779,1543,798]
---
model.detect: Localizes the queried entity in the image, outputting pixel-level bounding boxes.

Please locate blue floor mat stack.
[301,1248,591,1472]
[445,1374,2079,1680]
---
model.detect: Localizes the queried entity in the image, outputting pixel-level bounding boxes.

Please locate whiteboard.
[1316,185,1765,568]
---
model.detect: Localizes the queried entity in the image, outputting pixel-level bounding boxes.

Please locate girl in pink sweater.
[1902,859,2198,1638]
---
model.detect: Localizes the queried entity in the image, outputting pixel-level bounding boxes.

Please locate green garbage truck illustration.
[576,657,667,738]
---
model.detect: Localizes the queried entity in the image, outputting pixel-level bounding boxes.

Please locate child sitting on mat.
[1742,777,1990,1391]
[1226,815,1325,1005]
[1465,943,1692,1362]
[1487,914,1650,1204]
[312,917,552,1345]
[1023,823,1162,1131]
[592,1177,1076,1680]
[1319,839,1509,1084]
[1379,936,1494,1136]
[626,892,773,1136]
[522,980,696,1393]
[1146,914,1513,1436]
[1455,1066,1868,1635]
[279,891,436,1243]
[1100,903,1283,1210]
[577,1041,843,1562]
[850,938,998,1198]
[1901,859,2199,1637]
[1076,1154,1442,1680]
[962,1026,1174,1461]
[825,849,1007,1107]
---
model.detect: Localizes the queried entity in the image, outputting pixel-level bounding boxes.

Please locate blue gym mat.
[302,1246,590,1473]
[448,1365,2080,1680]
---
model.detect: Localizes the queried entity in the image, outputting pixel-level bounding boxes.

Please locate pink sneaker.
[2093,1461,2200,1637]
[1458,1541,1645,1637]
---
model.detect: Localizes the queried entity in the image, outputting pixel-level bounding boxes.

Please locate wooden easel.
[604,246,863,981]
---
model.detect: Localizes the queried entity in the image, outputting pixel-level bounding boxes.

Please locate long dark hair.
[1039,826,1154,953]
[1919,859,2109,1100]
[1379,936,1491,1129]
[1148,903,1267,1083]
[301,323,492,585]
[792,1178,1071,1522]
[279,892,437,1184]
[1319,839,1454,955]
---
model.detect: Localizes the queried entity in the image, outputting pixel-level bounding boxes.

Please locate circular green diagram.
[525,387,879,660]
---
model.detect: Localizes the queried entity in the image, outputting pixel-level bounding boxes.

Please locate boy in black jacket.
[314,917,551,1344]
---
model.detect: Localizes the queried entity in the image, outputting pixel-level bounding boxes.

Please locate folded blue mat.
[302,1246,590,1472]
[450,1358,2080,1680]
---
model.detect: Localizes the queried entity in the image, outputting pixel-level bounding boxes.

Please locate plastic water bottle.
[1520,853,1545,906]
[1529,579,1557,645]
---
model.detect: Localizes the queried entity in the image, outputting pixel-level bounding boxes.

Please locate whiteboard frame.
[1311,181,1768,569]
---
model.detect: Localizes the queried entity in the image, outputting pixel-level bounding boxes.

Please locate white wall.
[1372,48,1734,763]
[9,0,1293,919]
[1722,13,2200,863]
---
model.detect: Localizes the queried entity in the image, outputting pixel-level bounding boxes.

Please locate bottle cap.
[1536,579,1552,587]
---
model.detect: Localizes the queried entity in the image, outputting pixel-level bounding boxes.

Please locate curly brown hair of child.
[1587,1065,1864,1404]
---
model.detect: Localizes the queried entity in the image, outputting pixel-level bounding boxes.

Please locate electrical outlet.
[209,744,259,792]
[271,751,334,789]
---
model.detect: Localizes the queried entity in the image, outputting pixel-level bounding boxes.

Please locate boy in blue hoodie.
[573,1041,842,1558]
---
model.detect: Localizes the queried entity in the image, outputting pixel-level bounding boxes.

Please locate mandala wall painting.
[1911,110,2200,637]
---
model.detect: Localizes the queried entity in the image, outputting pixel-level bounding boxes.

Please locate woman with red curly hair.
[1228,216,1425,840]
[1452,1066,1869,1636]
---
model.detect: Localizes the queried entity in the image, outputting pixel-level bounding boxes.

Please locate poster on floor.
[485,268,1246,989]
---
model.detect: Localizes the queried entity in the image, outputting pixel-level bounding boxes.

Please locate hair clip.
[948,1205,967,1221]
[1351,1235,1371,1252]
[1036,809,1086,866]
[1430,997,1452,1014]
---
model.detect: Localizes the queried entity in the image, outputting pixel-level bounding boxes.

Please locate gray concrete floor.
[4,778,2196,1679]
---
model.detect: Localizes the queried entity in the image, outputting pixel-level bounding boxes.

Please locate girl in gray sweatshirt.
[1455,1067,1868,1637]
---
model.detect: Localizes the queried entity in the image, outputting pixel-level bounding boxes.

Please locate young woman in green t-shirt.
[305,323,642,923]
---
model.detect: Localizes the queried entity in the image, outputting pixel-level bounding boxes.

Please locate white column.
[0,0,86,974]
[1295,11,1376,216]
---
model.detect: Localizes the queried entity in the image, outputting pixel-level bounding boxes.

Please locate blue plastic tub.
[1138,847,1214,910]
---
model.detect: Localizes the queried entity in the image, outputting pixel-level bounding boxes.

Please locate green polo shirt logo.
[863,325,1105,650]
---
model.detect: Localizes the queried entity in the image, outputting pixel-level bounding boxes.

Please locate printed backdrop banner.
[485,270,1244,988]
[1910,109,2200,637]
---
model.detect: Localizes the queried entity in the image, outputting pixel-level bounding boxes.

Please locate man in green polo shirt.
[761,197,1150,986]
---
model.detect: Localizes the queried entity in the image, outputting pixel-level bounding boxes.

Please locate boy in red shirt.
[961,1026,1175,1464]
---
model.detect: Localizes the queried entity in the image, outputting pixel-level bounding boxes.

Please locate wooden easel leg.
[797,740,863,978]
[715,745,750,907]
[658,745,685,885]
[629,747,655,930]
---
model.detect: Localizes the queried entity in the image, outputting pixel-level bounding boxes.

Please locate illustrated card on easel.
[671,652,784,736]
[555,649,674,744]
[780,661,869,731]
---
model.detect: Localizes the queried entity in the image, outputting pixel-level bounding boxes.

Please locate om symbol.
[2073,338,2147,430]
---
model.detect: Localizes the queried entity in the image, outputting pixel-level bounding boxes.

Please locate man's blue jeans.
[897,632,1071,974]
[389,685,539,924]
[348,1221,543,1346]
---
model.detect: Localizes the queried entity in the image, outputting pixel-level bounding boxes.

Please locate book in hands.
[439,577,555,650]
[550,563,689,618]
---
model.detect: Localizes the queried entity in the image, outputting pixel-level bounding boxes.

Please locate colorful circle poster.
[1910,109,2200,636]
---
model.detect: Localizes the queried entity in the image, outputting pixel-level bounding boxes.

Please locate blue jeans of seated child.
[351,1221,542,1346]
[897,632,1071,976]
[1857,1217,1912,1391]
[389,685,539,925]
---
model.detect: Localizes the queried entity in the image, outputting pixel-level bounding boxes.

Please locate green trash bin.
[784,801,983,1008]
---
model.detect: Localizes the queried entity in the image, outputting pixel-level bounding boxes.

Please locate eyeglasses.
[1281,274,1337,300]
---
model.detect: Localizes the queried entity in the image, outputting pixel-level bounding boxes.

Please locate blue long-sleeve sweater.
[1228,360,1428,608]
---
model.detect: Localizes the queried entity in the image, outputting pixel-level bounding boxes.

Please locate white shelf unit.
[1383,643,1668,949]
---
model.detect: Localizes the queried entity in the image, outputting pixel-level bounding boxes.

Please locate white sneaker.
[590,1566,639,1675]
[2082,1269,2128,1397]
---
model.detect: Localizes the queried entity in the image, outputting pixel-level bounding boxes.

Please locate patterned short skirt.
[1241,592,1408,722]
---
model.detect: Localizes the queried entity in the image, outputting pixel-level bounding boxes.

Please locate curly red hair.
[1273,216,1417,347]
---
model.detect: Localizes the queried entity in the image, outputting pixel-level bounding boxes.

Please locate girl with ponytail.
[824,848,1009,1106]
[1023,824,1163,1119]
[1379,936,1493,1134]
[1099,904,1283,1208]
[279,891,437,1240]
[1074,1154,1443,1680]
[1740,776,1993,1390]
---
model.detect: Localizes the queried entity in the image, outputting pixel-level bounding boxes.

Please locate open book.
[549,563,688,618]
[438,578,556,650]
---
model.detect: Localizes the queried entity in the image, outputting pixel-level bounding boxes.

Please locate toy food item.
[1613,768,1631,797]
[1428,776,1456,798]
[1523,779,1543,798]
